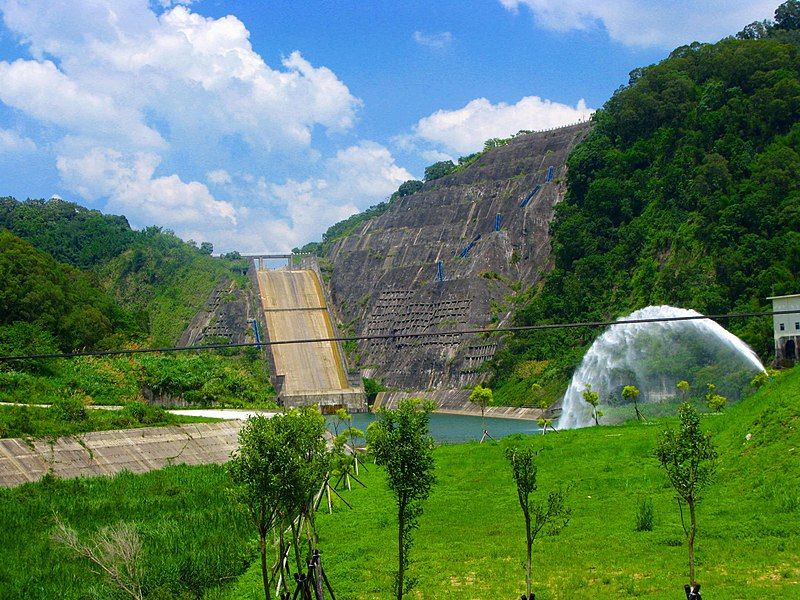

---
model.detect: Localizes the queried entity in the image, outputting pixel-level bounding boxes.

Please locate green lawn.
[222,367,800,599]
[2,367,798,599]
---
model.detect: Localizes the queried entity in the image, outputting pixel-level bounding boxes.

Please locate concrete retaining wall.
[0,422,242,488]
[375,390,543,420]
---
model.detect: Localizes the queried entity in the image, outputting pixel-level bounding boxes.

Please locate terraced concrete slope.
[325,122,591,390]
[256,268,365,410]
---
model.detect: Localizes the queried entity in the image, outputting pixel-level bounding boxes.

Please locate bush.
[635,497,654,532]
[49,395,88,422]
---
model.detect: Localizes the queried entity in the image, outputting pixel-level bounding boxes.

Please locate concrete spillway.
[256,268,365,411]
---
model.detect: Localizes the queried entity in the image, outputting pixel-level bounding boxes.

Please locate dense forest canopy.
[492,19,800,395]
[0,197,243,346]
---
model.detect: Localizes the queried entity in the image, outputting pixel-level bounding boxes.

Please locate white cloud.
[0,127,36,152]
[407,95,593,155]
[0,0,378,252]
[0,1,361,153]
[413,31,453,49]
[206,169,231,185]
[500,0,776,48]
[57,147,237,227]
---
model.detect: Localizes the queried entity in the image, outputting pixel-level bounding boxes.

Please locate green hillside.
[0,196,245,346]
[492,27,800,403]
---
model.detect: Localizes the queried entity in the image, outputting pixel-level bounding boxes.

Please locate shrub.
[635,497,654,531]
[49,395,88,422]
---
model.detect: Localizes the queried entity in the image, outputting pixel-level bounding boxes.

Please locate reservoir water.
[326,412,540,444]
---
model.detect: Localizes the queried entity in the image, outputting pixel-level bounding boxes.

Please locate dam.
[253,261,365,411]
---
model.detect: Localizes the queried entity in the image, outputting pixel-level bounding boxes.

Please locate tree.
[775,0,800,30]
[704,383,727,412]
[199,241,214,255]
[505,444,570,600]
[228,409,329,600]
[676,380,690,400]
[622,385,644,422]
[367,398,436,600]
[581,384,601,425]
[395,180,424,198]
[469,384,493,440]
[423,160,455,181]
[655,404,718,590]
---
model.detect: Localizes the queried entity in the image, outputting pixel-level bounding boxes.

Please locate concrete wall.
[0,422,242,488]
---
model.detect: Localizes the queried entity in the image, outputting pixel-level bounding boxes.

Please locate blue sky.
[0,0,777,252]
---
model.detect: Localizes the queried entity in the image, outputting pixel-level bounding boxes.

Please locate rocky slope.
[325,122,591,390]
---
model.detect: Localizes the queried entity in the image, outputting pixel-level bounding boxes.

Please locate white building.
[768,293,800,364]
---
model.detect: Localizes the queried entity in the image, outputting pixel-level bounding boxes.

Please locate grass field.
[223,367,800,599]
[1,367,798,599]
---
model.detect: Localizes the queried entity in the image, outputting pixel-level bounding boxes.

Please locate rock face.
[178,278,258,347]
[326,122,591,390]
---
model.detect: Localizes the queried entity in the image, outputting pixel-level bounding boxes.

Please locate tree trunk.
[593,409,599,426]
[260,528,272,600]
[688,499,697,586]
[524,509,532,599]
[398,505,405,600]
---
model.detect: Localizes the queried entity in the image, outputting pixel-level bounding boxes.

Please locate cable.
[1,308,796,362]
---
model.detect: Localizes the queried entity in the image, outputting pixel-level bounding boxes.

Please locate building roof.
[767,293,800,300]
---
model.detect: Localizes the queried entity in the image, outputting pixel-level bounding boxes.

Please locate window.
[796,322,800,330]
[780,323,785,331]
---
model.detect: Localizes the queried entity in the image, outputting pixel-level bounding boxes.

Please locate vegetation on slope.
[0,351,276,410]
[0,231,145,352]
[0,196,245,345]
[492,17,800,403]
[0,400,214,439]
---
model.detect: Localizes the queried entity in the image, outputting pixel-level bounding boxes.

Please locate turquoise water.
[326,412,540,444]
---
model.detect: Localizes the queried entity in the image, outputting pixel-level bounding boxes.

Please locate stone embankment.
[374,390,543,420]
[0,422,242,488]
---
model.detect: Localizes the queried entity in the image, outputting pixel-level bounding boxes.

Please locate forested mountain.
[492,22,800,398]
[0,231,145,352]
[0,197,245,345]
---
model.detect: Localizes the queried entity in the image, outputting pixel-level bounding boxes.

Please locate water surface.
[326,412,540,444]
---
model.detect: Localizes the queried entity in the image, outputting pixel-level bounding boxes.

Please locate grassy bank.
[0,465,253,600]
[0,401,216,439]
[2,367,797,599]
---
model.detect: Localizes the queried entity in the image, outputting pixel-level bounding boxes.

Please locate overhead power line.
[0,308,795,363]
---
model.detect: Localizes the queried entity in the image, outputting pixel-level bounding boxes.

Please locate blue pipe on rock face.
[519,184,541,208]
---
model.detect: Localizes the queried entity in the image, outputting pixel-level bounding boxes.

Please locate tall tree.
[367,398,436,600]
[655,404,718,590]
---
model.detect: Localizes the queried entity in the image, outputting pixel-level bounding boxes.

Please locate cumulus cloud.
[57,147,237,227]
[0,0,378,251]
[0,128,36,152]
[413,31,454,49]
[406,95,593,155]
[0,2,361,152]
[500,0,776,48]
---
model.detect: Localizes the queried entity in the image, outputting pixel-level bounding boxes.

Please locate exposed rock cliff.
[326,122,591,390]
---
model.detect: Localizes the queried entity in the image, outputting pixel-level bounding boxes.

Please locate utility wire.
[1,309,796,362]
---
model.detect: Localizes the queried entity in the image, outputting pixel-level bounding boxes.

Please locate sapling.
[367,398,436,600]
[469,384,494,442]
[655,403,718,591]
[581,384,601,425]
[505,444,570,600]
[622,385,644,421]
